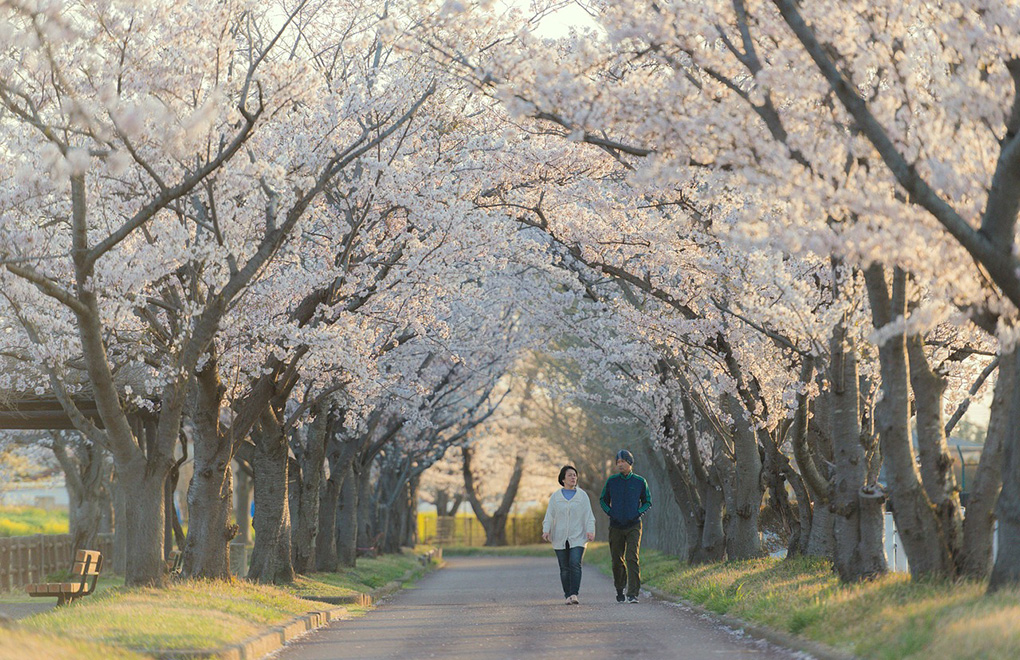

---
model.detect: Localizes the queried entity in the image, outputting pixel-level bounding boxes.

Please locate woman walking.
[542,465,596,604]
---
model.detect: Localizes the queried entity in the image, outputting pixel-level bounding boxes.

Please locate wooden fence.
[0,533,114,592]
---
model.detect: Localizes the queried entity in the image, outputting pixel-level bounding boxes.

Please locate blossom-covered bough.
[3,0,1019,596]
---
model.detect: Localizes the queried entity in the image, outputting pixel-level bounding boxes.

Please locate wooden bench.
[25,549,103,606]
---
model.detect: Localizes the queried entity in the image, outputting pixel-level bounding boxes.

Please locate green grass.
[0,628,151,660]
[0,506,69,536]
[587,547,1020,659]
[8,546,438,656]
[18,579,317,652]
[283,549,430,600]
[441,543,554,557]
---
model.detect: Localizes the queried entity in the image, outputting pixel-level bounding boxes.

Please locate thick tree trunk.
[292,410,328,574]
[961,351,1009,578]
[701,465,727,562]
[337,462,359,567]
[989,350,1020,592]
[865,265,952,579]
[462,447,525,547]
[789,363,826,559]
[184,462,234,579]
[112,472,127,575]
[403,476,420,547]
[247,413,295,584]
[356,460,375,552]
[69,480,103,560]
[722,395,762,560]
[53,434,105,559]
[184,353,235,579]
[434,489,464,518]
[807,505,835,558]
[658,392,708,563]
[907,334,964,570]
[315,429,358,571]
[688,398,727,562]
[118,453,170,587]
[661,449,706,563]
[480,513,510,546]
[830,326,887,581]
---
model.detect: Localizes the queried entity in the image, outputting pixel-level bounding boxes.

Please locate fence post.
[0,539,9,591]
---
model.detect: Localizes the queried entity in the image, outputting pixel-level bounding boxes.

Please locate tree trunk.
[806,505,835,558]
[113,471,127,575]
[292,409,328,574]
[660,448,707,563]
[961,350,1009,578]
[247,412,295,584]
[907,334,964,570]
[184,353,235,579]
[434,489,464,517]
[118,453,170,587]
[53,433,106,559]
[315,428,358,571]
[337,462,359,567]
[356,459,375,552]
[462,446,525,547]
[830,325,887,581]
[700,468,727,562]
[403,475,420,547]
[865,265,952,579]
[658,391,708,563]
[802,383,838,559]
[722,394,762,560]
[989,350,1020,592]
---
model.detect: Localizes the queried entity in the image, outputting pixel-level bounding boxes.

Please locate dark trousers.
[608,521,642,597]
[554,541,585,598]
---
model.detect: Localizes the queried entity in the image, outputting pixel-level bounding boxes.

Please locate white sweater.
[542,488,597,550]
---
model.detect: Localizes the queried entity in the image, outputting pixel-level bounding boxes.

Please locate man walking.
[599,449,651,603]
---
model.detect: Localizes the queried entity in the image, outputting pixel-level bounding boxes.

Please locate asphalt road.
[276,556,806,660]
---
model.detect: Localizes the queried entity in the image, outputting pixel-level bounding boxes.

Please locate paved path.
[277,556,806,660]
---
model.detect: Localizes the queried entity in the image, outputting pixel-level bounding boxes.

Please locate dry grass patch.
[0,627,149,660]
[20,578,316,652]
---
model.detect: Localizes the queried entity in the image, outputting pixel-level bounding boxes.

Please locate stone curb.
[148,607,348,660]
[643,584,860,660]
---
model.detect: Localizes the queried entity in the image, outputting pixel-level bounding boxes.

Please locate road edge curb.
[150,606,348,660]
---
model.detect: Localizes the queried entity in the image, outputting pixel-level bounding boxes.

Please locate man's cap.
[616,449,634,465]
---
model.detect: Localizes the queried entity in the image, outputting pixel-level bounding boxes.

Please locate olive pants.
[608,520,642,597]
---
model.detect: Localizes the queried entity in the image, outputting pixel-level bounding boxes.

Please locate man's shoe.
[570,595,579,604]
[627,595,639,603]
[565,596,573,605]
[616,593,625,603]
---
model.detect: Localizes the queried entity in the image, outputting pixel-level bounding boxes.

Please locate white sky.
[502,0,598,38]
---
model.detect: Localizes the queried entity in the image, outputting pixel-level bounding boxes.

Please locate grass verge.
[3,546,437,657]
[586,546,1020,660]
[0,627,149,660]
[283,549,433,601]
[440,543,553,557]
